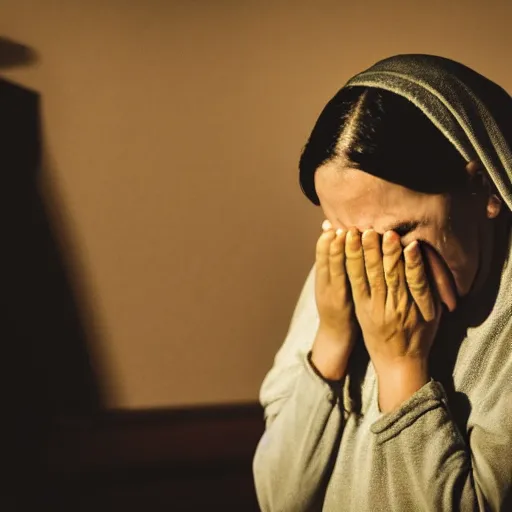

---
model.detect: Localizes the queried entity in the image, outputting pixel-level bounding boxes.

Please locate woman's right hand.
[310,220,359,380]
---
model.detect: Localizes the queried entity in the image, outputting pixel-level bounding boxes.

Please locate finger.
[382,230,406,299]
[404,241,436,321]
[345,228,369,302]
[329,228,347,285]
[322,219,333,232]
[316,228,336,288]
[422,244,458,312]
[361,229,386,303]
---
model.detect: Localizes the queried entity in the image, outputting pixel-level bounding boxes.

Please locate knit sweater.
[253,226,512,510]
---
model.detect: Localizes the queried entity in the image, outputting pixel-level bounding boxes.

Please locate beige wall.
[1,0,511,408]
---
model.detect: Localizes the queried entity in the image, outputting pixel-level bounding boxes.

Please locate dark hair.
[299,87,469,205]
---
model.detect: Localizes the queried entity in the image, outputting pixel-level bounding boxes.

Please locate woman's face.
[314,162,500,304]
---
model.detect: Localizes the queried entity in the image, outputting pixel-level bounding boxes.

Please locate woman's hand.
[344,228,443,411]
[310,220,360,381]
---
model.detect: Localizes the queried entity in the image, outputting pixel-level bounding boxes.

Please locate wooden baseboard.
[44,402,265,511]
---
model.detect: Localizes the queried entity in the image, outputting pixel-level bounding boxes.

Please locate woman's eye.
[395,228,411,237]
[392,221,420,238]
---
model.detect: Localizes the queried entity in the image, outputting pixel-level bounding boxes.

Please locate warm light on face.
[315,163,484,299]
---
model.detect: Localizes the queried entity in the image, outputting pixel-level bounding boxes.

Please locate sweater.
[253,228,512,511]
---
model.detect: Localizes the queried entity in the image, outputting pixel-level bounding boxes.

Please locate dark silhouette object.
[0,36,39,69]
[0,78,103,510]
[0,38,262,512]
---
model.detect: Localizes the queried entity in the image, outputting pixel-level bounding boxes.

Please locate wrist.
[310,327,354,381]
[375,358,430,413]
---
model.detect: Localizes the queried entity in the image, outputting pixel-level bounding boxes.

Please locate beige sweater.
[253,232,512,511]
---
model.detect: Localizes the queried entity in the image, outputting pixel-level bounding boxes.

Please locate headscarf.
[258,57,512,510]
[262,54,512,422]
[344,54,512,210]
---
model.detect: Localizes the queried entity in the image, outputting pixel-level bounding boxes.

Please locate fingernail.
[347,228,361,246]
[335,228,343,236]
[404,240,419,254]
[362,229,375,241]
[384,231,398,244]
[322,219,332,231]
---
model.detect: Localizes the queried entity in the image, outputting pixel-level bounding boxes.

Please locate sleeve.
[252,265,347,512]
[370,378,512,511]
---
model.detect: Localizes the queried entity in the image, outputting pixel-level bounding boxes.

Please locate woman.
[253,54,512,511]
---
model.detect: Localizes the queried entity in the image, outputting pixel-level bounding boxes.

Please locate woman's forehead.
[315,164,431,228]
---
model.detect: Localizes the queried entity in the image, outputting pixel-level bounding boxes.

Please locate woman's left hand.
[344,228,443,412]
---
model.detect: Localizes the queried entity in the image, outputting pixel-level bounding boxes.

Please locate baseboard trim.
[48,401,264,474]
[45,402,264,510]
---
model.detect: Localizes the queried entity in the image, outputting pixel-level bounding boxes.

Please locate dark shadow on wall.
[0,36,39,69]
[0,37,263,512]
[0,39,105,510]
